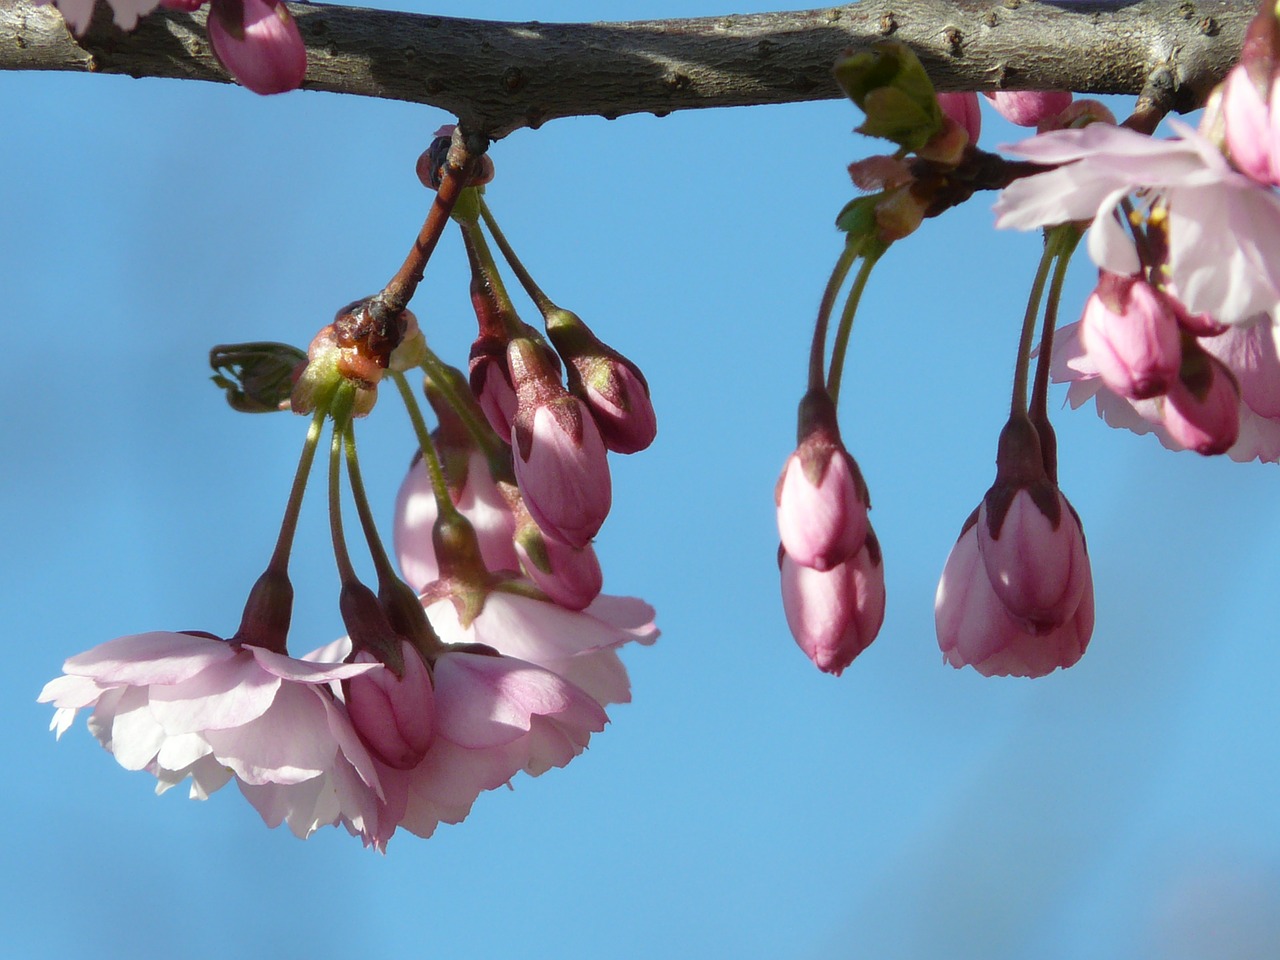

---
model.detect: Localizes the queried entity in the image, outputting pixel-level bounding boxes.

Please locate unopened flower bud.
[1036,98,1117,132]
[469,337,518,442]
[834,41,943,151]
[514,522,604,611]
[935,92,982,145]
[1081,272,1182,400]
[544,307,657,454]
[983,90,1073,127]
[1163,347,1242,455]
[209,341,306,413]
[344,638,435,770]
[207,0,307,96]
[936,519,1093,678]
[775,388,870,571]
[508,338,612,548]
[780,531,886,677]
[977,416,1089,634]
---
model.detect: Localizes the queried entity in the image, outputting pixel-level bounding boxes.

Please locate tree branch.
[1,0,1253,138]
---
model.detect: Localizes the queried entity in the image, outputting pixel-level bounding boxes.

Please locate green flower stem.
[265,404,329,575]
[478,196,554,315]
[341,421,400,588]
[1010,229,1068,418]
[826,249,881,407]
[1029,226,1081,423]
[809,237,861,392]
[418,344,509,469]
[391,370,464,524]
[327,394,359,587]
[460,218,524,338]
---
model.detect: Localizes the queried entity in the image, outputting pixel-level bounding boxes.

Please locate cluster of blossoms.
[41,129,657,849]
[39,0,306,95]
[777,44,1099,679]
[779,13,1280,679]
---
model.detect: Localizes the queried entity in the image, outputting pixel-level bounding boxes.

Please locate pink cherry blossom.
[514,530,604,611]
[1052,320,1280,462]
[304,635,614,850]
[1221,66,1280,186]
[936,524,1094,678]
[936,92,982,145]
[779,536,886,677]
[423,587,657,709]
[344,640,435,770]
[207,0,307,96]
[37,0,161,34]
[1162,355,1242,455]
[394,451,520,591]
[775,443,869,572]
[509,338,612,548]
[995,120,1280,324]
[39,630,386,838]
[984,90,1073,127]
[977,487,1089,634]
[1080,272,1182,399]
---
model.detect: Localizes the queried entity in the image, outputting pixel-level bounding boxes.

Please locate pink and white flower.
[1052,319,1280,463]
[394,451,520,591]
[995,121,1280,324]
[39,630,386,839]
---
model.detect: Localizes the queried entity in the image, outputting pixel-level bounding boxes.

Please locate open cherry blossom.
[995,120,1280,324]
[39,630,386,838]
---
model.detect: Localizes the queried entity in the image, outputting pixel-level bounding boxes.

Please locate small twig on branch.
[0,0,1254,138]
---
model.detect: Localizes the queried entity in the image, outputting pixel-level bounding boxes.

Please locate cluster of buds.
[1078,270,1241,455]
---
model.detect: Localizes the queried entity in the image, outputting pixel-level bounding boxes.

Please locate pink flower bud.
[1080,272,1182,400]
[1035,98,1117,132]
[936,522,1093,678]
[976,416,1089,634]
[775,391,871,572]
[509,338,612,548]
[544,308,657,455]
[207,0,307,96]
[983,90,1073,127]
[469,342,518,443]
[394,451,520,592]
[780,533,886,677]
[344,640,435,770]
[1221,66,1278,184]
[936,92,982,144]
[977,489,1089,634]
[1163,352,1242,455]
[514,526,604,611]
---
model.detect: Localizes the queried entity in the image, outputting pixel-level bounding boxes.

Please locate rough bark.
[0,0,1254,138]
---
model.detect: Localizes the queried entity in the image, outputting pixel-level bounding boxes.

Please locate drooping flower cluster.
[38,0,306,95]
[41,134,657,849]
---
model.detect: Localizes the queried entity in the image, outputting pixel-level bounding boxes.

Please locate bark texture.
[0,0,1255,137]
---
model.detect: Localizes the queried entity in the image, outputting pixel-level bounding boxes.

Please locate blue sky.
[3,3,1280,958]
